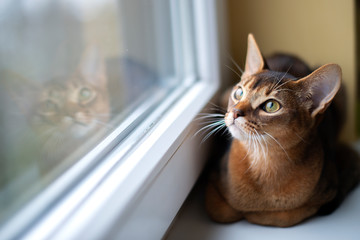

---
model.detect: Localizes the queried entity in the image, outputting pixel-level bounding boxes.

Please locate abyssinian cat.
[8,46,111,172]
[205,34,360,227]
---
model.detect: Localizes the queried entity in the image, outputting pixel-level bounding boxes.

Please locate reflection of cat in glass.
[10,47,111,172]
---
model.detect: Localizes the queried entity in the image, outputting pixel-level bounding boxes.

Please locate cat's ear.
[296,64,341,118]
[79,45,107,87]
[243,34,265,78]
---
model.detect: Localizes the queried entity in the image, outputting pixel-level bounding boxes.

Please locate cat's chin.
[69,121,98,139]
[227,125,247,141]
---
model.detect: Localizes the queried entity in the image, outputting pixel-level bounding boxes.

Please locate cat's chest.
[227,171,319,211]
[226,144,322,211]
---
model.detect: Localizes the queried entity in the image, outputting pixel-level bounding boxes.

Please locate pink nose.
[233,109,245,119]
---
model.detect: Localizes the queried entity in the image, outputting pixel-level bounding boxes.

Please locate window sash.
[0,0,220,239]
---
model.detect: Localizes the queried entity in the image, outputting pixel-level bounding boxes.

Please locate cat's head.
[225,34,341,146]
[10,46,110,143]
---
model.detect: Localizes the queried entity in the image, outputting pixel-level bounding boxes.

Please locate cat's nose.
[233,109,245,118]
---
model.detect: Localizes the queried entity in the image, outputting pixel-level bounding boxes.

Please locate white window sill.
[165,183,360,240]
[166,140,360,240]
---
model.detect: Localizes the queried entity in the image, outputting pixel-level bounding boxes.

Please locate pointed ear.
[79,45,107,87]
[243,33,265,77]
[296,64,341,118]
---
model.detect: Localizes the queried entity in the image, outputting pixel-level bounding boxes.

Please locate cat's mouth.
[225,112,259,141]
[62,116,98,138]
[62,116,88,126]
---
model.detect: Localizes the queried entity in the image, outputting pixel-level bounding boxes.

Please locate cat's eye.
[263,100,281,113]
[79,87,93,102]
[233,87,243,101]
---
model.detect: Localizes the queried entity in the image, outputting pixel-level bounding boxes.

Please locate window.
[0,0,220,239]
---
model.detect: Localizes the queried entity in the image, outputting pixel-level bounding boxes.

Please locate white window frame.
[0,0,220,239]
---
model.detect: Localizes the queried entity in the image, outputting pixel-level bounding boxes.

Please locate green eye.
[233,87,243,100]
[263,100,281,113]
[79,87,92,102]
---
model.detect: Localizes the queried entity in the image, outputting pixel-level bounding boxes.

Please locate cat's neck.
[231,133,323,186]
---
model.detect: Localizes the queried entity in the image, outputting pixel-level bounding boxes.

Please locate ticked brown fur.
[205,34,360,227]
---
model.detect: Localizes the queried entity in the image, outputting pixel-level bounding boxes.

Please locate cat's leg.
[244,206,318,227]
[205,182,243,223]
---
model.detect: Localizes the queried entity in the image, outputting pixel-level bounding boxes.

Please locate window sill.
[166,152,360,240]
[40,80,219,240]
[166,183,360,240]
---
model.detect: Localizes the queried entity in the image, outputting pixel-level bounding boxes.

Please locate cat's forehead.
[39,82,65,97]
[240,71,295,92]
[237,71,296,109]
[39,80,80,101]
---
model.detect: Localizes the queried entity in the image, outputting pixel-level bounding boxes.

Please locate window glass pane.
[0,0,196,224]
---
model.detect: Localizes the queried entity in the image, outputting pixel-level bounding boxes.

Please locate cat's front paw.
[244,206,318,227]
[205,182,243,223]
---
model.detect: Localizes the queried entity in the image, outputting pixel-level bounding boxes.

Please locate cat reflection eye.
[79,87,93,102]
[233,87,243,101]
[263,100,281,113]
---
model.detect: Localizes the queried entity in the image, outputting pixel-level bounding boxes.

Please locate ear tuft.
[297,64,342,118]
[243,33,265,77]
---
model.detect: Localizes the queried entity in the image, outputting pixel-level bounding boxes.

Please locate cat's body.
[205,34,360,227]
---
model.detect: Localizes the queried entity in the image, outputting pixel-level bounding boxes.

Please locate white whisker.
[193,119,226,139]
[271,64,293,90]
[195,113,225,120]
[259,132,269,156]
[294,132,308,144]
[274,78,294,91]
[264,131,291,161]
[227,53,244,74]
[275,88,296,93]
[201,123,227,144]
[93,120,113,130]
[254,129,266,163]
[208,102,227,113]
[225,64,242,79]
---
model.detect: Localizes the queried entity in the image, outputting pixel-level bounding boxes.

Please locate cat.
[205,34,360,227]
[6,46,111,173]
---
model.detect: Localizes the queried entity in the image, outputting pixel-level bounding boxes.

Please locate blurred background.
[222,0,357,142]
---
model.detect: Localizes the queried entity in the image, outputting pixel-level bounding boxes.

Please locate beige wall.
[225,0,357,141]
